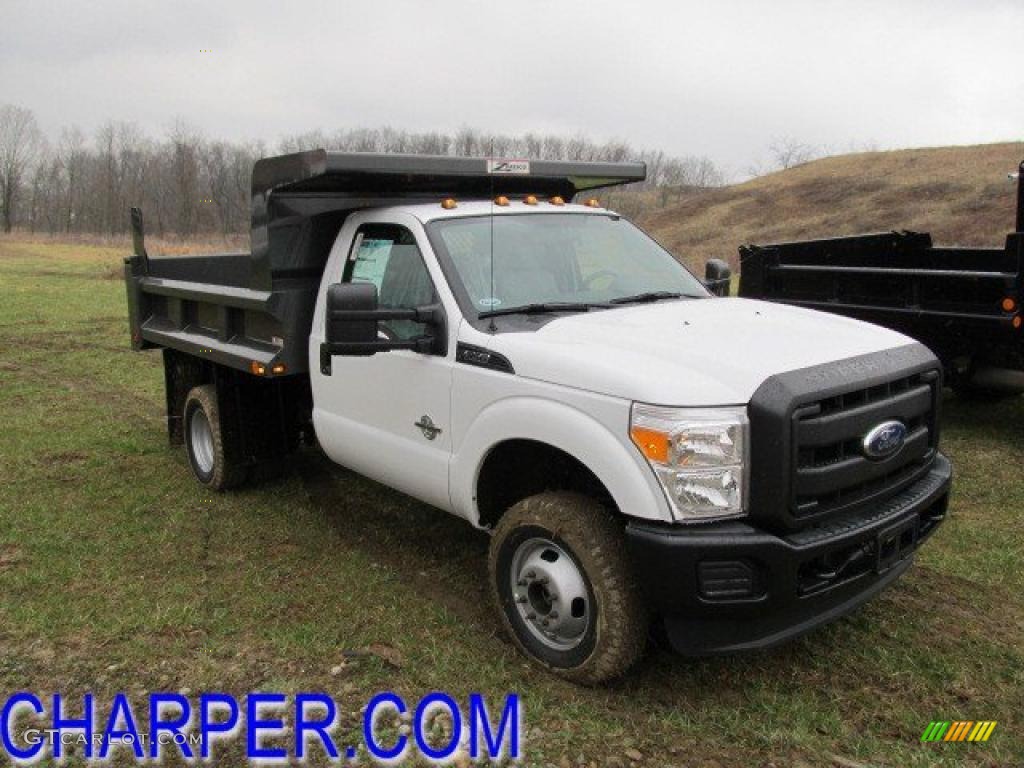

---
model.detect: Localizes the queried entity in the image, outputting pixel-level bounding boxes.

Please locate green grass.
[1,238,1022,767]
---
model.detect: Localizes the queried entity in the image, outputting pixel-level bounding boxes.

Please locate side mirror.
[321,283,446,373]
[326,282,379,351]
[704,258,732,297]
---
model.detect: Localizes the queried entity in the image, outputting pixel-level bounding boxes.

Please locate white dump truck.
[125,151,951,683]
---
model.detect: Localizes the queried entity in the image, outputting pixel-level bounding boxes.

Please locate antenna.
[488,142,497,332]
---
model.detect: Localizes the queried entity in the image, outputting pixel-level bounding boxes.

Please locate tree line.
[0,104,726,237]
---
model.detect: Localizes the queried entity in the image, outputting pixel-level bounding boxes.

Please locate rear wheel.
[488,491,647,685]
[183,384,246,490]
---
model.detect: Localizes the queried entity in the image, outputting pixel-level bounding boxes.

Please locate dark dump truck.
[739,162,1024,397]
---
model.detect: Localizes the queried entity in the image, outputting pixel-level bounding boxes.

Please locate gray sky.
[2,0,1022,175]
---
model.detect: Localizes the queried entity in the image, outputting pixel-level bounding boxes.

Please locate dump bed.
[738,163,1024,373]
[125,150,645,375]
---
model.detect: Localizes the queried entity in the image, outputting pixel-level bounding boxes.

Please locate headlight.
[630,403,749,521]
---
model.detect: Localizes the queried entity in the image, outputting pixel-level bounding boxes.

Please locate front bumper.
[626,453,951,655]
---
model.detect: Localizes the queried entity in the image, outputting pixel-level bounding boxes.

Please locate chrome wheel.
[510,537,590,651]
[189,407,215,475]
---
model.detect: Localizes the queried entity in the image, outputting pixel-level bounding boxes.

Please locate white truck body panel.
[309,204,918,527]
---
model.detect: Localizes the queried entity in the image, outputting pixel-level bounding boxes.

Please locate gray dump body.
[125,150,645,375]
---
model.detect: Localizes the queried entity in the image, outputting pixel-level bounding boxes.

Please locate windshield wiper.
[609,291,702,305]
[478,301,608,319]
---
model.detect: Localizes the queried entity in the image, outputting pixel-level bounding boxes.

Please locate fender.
[449,396,673,527]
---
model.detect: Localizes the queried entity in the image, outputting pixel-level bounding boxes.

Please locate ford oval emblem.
[862,420,907,460]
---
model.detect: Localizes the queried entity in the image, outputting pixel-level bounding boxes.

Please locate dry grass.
[640,142,1024,270]
[0,230,248,258]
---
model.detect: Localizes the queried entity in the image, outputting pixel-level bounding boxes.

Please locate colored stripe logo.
[921,721,997,742]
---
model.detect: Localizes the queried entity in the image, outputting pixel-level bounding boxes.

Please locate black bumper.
[626,453,951,655]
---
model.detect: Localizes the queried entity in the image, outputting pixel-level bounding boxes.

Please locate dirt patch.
[10,329,140,356]
[0,546,23,570]
[37,450,89,466]
[1,267,113,281]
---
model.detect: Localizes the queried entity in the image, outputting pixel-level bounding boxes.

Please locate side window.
[345,224,435,341]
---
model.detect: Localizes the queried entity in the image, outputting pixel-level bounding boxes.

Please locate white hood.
[488,298,917,406]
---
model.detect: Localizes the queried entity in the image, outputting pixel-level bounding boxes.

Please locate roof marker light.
[441,198,458,209]
[1002,297,1017,312]
[549,196,565,206]
[523,195,538,205]
[585,198,601,208]
[494,195,510,206]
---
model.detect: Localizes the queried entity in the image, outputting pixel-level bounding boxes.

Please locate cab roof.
[399,199,616,224]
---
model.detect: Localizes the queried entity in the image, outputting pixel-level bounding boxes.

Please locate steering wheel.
[583,270,619,292]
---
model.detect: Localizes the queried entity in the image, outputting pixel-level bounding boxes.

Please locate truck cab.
[126,151,952,684]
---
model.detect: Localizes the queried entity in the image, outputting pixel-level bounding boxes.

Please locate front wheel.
[488,492,647,685]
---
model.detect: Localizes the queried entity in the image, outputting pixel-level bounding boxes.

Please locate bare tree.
[1,115,728,236]
[168,120,203,237]
[0,105,43,232]
[768,136,819,170]
[57,126,87,232]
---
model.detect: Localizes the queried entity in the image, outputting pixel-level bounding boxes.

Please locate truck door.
[310,217,454,511]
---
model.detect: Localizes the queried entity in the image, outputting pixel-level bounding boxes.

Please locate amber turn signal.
[250,361,267,376]
[1002,297,1017,312]
[630,426,669,463]
[1014,316,1022,329]
[271,363,287,375]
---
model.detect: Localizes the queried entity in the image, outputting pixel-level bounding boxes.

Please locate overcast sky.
[2,0,1022,175]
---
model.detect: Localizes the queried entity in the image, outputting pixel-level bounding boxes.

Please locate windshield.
[426,213,707,315]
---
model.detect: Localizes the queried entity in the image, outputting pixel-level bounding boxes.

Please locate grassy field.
[640,141,1024,271]
[1,232,1022,768]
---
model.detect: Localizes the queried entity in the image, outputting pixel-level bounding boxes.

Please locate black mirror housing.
[321,283,446,373]
[326,282,379,349]
[704,258,732,297]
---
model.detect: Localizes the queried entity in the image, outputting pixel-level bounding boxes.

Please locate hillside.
[641,142,1024,270]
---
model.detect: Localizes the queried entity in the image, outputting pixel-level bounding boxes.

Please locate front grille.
[790,370,939,523]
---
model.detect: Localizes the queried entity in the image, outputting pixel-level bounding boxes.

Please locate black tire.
[183,384,247,491]
[951,380,1021,402]
[488,491,647,685]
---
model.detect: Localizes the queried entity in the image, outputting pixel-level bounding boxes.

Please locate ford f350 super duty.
[125,151,952,684]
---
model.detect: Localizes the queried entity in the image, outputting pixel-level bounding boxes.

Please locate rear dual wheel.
[488,492,647,685]
[183,385,247,490]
